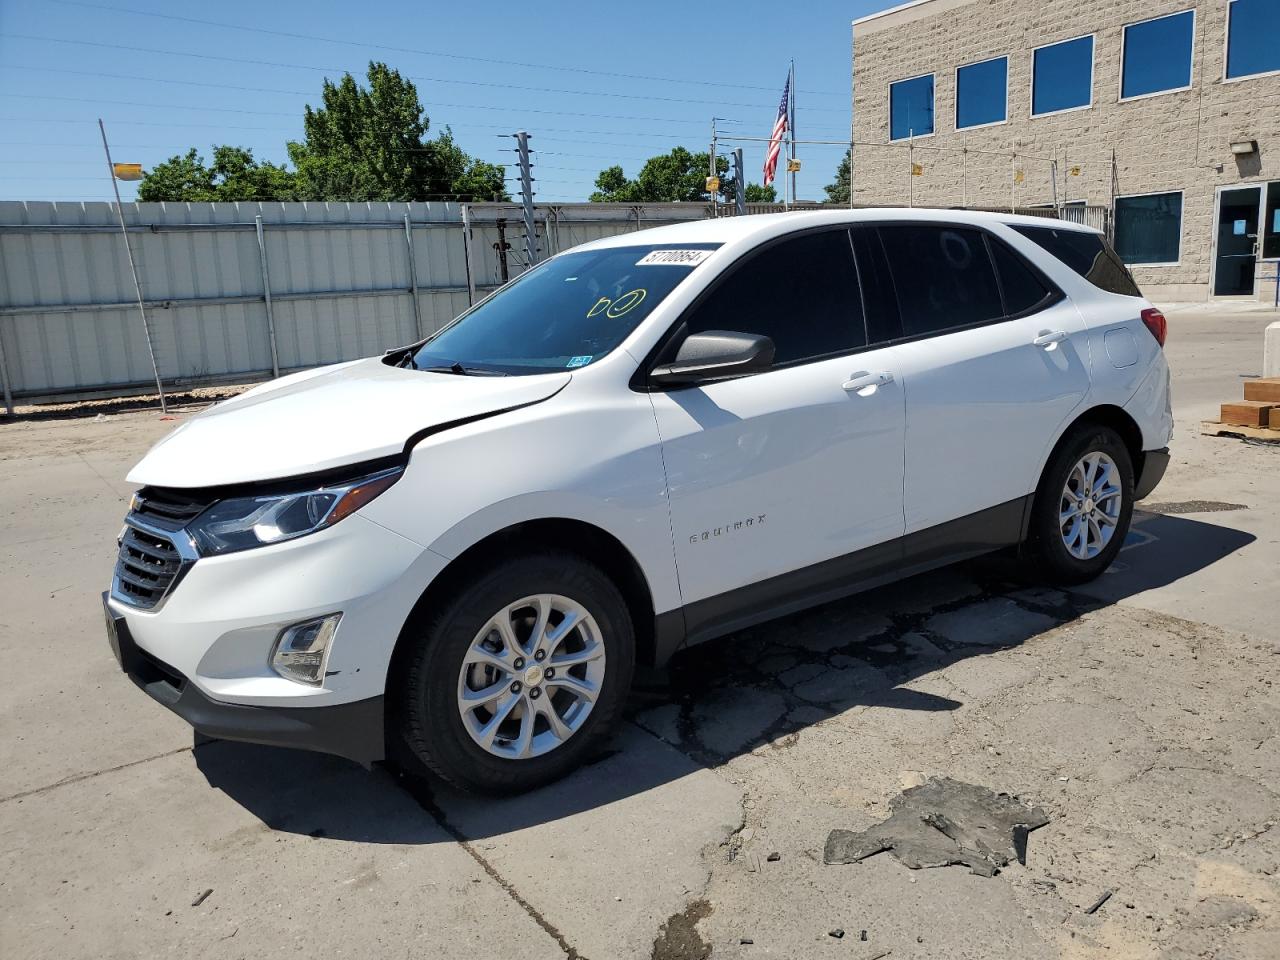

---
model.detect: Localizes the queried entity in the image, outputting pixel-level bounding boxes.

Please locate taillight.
[1140,307,1167,347]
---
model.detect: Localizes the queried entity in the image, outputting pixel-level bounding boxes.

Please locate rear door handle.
[843,371,894,394]
[1033,330,1068,350]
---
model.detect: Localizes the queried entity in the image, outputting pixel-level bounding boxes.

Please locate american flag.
[763,71,790,187]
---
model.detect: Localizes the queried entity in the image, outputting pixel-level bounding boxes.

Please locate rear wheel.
[1025,425,1134,584]
[397,551,634,794]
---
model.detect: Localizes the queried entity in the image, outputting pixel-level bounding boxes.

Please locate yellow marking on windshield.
[587,288,647,320]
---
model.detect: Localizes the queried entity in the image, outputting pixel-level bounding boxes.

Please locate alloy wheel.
[456,594,606,759]
[1059,451,1123,560]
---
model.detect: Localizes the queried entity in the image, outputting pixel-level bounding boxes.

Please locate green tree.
[136,146,297,202]
[743,183,778,203]
[590,147,729,203]
[590,147,777,205]
[287,62,508,202]
[824,149,851,205]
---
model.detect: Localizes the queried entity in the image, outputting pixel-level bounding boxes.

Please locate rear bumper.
[1134,447,1170,501]
[107,594,384,766]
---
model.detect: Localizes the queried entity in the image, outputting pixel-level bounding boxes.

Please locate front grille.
[113,523,187,609]
[131,487,214,530]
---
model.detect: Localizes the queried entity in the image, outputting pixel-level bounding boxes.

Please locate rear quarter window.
[1011,224,1142,298]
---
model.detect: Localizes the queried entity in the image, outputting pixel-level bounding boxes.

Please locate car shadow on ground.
[193,509,1254,844]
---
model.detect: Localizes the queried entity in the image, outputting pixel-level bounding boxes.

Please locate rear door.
[648,228,906,612]
[860,222,1091,534]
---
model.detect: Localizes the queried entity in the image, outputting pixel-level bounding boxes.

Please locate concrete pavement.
[1,306,1276,959]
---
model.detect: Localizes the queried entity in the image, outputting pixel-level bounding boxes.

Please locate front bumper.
[106,594,385,765]
[105,512,443,709]
[1134,447,1170,501]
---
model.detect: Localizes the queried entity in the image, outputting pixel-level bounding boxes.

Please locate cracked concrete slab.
[0,747,562,960]
[428,724,743,960]
[925,598,1060,648]
[3,306,1278,959]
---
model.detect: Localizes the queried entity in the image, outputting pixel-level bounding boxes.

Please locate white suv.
[105,210,1172,793]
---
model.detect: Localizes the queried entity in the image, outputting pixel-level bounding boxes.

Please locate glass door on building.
[1214,187,1261,296]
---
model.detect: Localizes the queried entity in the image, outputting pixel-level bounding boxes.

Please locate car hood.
[128,357,571,488]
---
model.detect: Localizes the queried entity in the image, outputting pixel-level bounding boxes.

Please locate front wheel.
[1024,425,1135,584]
[396,551,635,794]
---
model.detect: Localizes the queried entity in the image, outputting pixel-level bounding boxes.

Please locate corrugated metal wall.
[0,199,1108,409]
[0,200,722,406]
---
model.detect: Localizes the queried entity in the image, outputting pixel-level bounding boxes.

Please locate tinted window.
[1032,36,1094,115]
[1227,0,1280,80]
[956,57,1008,129]
[1011,225,1142,297]
[890,74,934,140]
[413,244,719,375]
[1264,182,1280,261]
[879,226,1003,336]
[989,239,1054,315]
[1114,193,1183,265]
[682,231,864,365]
[1122,11,1194,99]
[849,228,902,344]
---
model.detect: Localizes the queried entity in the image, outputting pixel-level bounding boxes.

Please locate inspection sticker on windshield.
[636,249,713,267]
[566,355,592,368]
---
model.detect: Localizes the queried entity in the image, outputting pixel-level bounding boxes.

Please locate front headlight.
[188,466,402,556]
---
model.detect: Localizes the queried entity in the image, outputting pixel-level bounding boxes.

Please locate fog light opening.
[272,613,341,686]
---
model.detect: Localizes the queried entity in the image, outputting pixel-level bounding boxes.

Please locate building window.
[1264,182,1280,261]
[956,57,1008,129]
[1114,193,1183,265]
[1121,11,1195,99]
[1032,35,1094,116]
[1227,0,1280,80]
[889,74,934,140]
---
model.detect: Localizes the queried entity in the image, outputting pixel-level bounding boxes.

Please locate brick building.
[851,0,1280,301]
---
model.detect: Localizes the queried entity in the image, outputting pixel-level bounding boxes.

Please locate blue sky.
[0,0,893,203]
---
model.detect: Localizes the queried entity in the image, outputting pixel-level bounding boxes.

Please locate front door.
[1214,187,1261,296]
[648,228,907,612]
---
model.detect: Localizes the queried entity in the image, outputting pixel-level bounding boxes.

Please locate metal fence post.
[403,213,424,339]
[461,204,477,306]
[254,215,280,378]
[0,319,14,416]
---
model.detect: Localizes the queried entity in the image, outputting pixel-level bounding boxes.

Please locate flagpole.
[788,59,797,209]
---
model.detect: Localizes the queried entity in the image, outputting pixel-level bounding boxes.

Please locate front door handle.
[843,371,894,394]
[1033,330,1068,350]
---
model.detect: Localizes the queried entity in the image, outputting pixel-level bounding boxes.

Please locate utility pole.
[710,119,718,218]
[98,119,166,414]
[513,131,537,265]
[733,148,746,216]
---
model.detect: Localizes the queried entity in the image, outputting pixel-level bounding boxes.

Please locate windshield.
[410,243,721,375]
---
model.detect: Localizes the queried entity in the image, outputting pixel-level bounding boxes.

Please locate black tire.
[1024,424,1135,585]
[396,551,635,795]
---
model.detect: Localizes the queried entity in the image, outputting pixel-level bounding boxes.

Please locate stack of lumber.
[1203,378,1280,440]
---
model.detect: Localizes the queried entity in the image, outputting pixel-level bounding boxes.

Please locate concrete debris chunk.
[823,777,1049,877]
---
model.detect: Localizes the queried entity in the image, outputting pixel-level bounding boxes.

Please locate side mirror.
[649,331,775,388]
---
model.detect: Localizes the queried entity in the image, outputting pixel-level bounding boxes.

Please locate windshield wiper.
[419,361,507,377]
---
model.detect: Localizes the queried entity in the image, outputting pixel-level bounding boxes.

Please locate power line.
[0,115,287,131]
[1,90,809,130]
[35,0,847,99]
[0,71,849,140]
[0,33,850,114]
